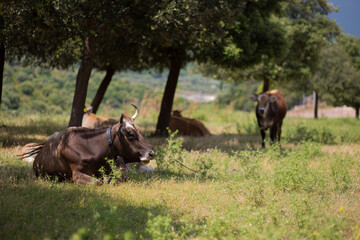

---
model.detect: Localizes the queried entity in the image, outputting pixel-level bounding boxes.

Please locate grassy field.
[1,109,360,240]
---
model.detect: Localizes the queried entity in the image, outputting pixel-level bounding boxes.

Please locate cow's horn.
[131,104,139,121]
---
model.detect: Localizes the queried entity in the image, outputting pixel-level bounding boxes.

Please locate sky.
[328,0,360,37]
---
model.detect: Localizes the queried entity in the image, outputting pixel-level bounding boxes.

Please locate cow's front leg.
[127,162,155,173]
[114,157,128,174]
[277,127,282,143]
[270,126,277,144]
[72,170,103,185]
[260,129,266,148]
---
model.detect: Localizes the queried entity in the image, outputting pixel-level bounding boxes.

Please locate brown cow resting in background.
[169,110,211,136]
[250,89,287,148]
[22,105,155,185]
[82,106,118,129]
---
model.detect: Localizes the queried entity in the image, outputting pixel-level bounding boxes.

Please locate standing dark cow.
[30,105,154,185]
[250,89,287,148]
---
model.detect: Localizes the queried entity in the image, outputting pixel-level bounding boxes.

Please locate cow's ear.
[269,95,277,103]
[249,94,258,102]
[120,114,124,124]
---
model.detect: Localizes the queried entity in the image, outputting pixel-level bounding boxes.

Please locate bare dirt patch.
[288,105,355,118]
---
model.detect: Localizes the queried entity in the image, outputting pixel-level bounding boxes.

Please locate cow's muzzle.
[140,149,155,165]
[259,108,265,115]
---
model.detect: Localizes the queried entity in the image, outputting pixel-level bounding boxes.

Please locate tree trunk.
[0,43,4,108]
[155,56,183,136]
[68,35,96,127]
[355,104,359,119]
[91,66,115,114]
[262,76,269,92]
[313,90,318,119]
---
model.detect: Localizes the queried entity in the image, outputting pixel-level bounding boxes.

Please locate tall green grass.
[1,111,360,239]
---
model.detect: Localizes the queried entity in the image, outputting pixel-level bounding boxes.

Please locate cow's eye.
[127,131,135,139]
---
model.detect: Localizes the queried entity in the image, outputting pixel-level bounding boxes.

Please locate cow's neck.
[111,124,122,156]
[106,124,122,157]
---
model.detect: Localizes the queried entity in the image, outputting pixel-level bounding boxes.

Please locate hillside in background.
[119,64,223,95]
[1,63,224,114]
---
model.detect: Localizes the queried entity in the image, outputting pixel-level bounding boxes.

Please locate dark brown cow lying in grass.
[169,110,211,136]
[22,105,155,185]
[250,89,287,148]
[79,106,154,173]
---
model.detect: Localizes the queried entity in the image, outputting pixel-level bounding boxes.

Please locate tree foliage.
[313,36,360,118]
[146,0,246,135]
[1,0,351,124]
[199,0,339,94]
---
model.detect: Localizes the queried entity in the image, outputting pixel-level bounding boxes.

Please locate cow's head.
[172,110,183,117]
[117,104,155,164]
[84,106,93,114]
[250,93,277,116]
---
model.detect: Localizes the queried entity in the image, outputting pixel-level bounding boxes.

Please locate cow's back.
[33,131,72,180]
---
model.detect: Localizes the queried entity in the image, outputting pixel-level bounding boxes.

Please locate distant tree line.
[1,0,358,137]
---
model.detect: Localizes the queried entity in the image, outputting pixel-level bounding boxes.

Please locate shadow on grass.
[0,121,67,147]
[147,134,261,154]
[0,164,198,240]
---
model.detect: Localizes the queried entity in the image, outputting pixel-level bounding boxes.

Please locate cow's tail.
[20,143,45,163]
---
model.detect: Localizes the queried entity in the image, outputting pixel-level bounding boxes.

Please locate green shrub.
[155,129,184,173]
[70,227,91,240]
[196,155,214,177]
[21,82,34,96]
[16,72,28,82]
[98,158,124,184]
[146,213,177,240]
[31,100,48,113]
[156,129,215,178]
[3,89,20,110]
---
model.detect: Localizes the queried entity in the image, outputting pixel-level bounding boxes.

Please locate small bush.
[98,158,124,183]
[196,155,214,177]
[156,129,215,178]
[3,89,20,110]
[155,129,184,173]
[21,82,35,96]
[146,213,177,240]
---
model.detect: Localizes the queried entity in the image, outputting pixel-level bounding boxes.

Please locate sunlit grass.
[1,110,360,239]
